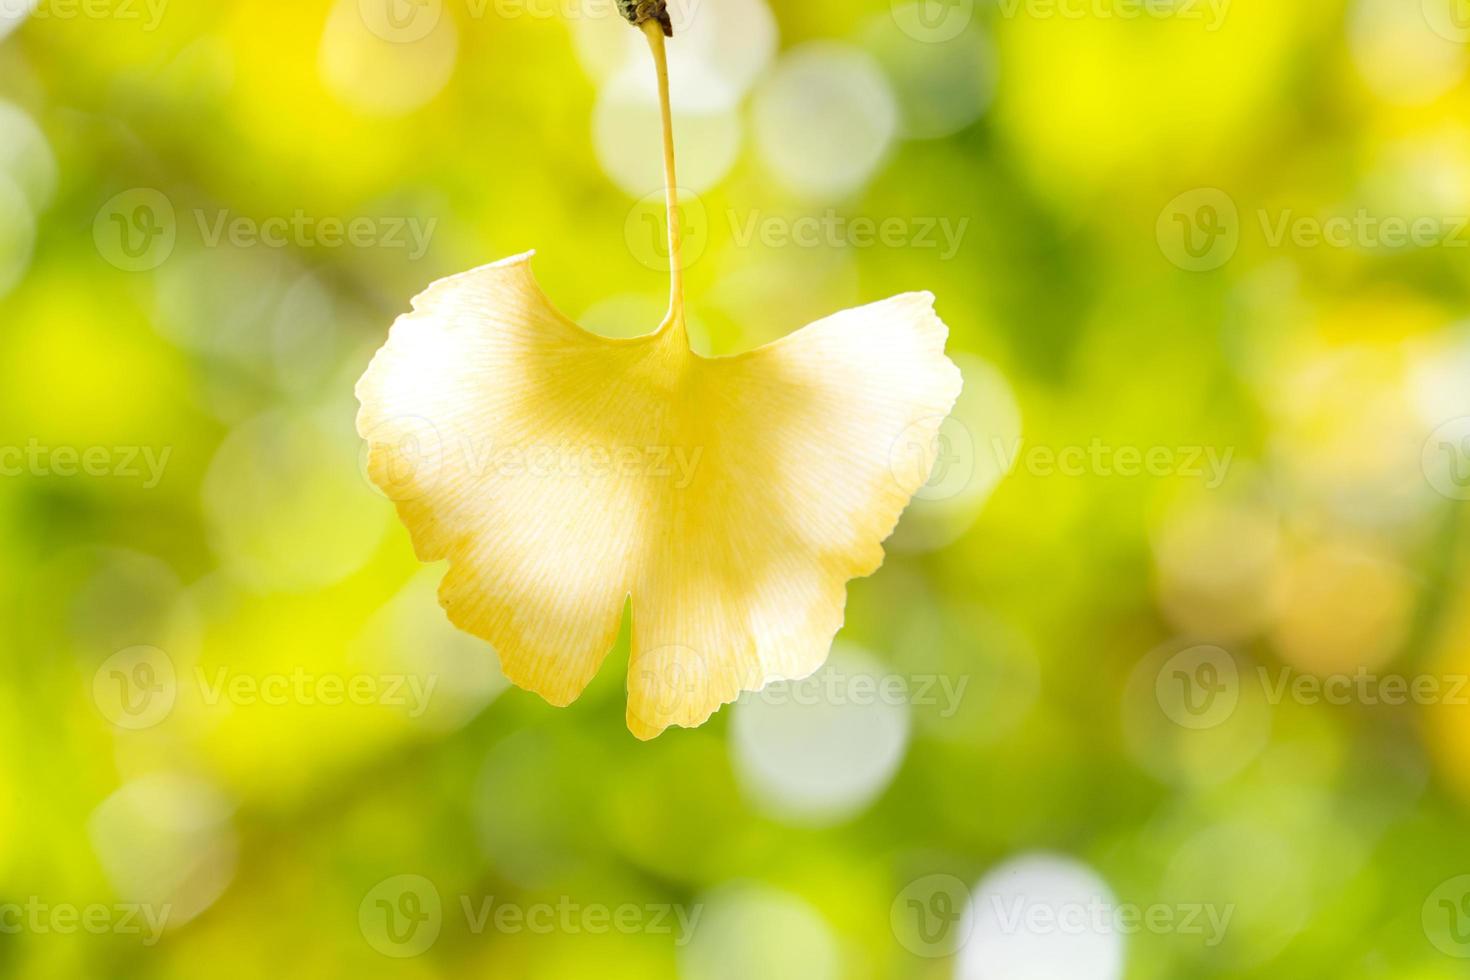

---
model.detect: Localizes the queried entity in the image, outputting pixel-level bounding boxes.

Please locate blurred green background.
[4,0,1470,976]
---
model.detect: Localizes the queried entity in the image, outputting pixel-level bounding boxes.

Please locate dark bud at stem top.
[618,0,672,35]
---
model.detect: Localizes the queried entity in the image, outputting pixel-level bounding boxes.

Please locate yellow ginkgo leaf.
[355,15,962,739]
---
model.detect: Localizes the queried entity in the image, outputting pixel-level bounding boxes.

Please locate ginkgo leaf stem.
[641,19,685,339]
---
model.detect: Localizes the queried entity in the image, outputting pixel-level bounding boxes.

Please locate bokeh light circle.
[680,883,840,980]
[321,0,458,116]
[731,645,910,826]
[958,854,1124,980]
[1122,641,1271,786]
[594,68,742,196]
[0,0,36,42]
[0,172,34,297]
[866,8,995,140]
[203,406,390,591]
[1349,0,1465,105]
[88,773,238,929]
[751,43,899,200]
[890,355,1022,553]
[0,101,56,209]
